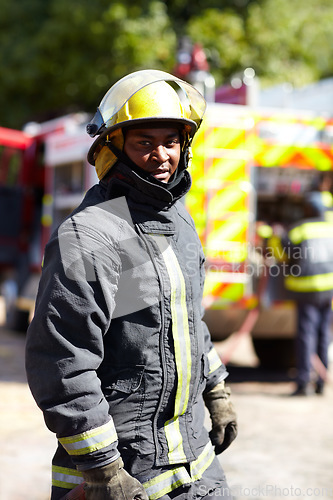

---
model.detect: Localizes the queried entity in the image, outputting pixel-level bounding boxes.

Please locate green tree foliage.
[186,9,250,86]
[245,0,333,86]
[186,0,333,88]
[0,0,176,127]
[164,0,259,26]
[1,0,333,128]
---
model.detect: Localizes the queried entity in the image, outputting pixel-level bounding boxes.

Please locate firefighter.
[26,70,237,500]
[283,192,333,396]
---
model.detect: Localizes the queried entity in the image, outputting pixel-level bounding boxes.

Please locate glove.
[82,457,148,500]
[203,381,238,455]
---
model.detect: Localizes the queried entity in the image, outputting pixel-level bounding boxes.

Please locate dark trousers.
[296,301,332,386]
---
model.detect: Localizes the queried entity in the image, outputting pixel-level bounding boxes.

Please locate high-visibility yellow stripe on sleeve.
[52,465,83,490]
[285,272,333,293]
[207,346,223,375]
[288,222,333,244]
[58,420,117,456]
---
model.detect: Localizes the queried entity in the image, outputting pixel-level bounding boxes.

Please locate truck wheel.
[252,338,296,370]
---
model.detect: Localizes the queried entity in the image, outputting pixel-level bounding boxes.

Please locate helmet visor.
[99,69,206,131]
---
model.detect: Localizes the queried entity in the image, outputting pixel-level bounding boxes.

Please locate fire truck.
[0,114,96,330]
[1,106,332,366]
[0,125,43,329]
[188,103,333,367]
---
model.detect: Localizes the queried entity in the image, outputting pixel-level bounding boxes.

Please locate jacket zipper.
[135,225,169,461]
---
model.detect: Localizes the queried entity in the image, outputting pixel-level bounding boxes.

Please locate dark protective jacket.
[25,162,228,499]
[284,215,333,304]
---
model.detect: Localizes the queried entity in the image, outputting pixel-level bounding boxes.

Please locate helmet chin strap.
[105,139,188,189]
[105,140,151,179]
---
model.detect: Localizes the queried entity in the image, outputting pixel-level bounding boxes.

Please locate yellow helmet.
[87,69,206,176]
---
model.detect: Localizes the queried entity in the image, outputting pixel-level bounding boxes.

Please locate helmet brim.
[87,116,197,166]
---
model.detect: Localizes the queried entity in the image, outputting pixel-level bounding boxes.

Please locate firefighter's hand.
[203,381,238,455]
[82,457,148,500]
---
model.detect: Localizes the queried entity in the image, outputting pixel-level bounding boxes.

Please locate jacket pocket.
[109,365,145,394]
[192,353,209,403]
[199,353,209,387]
[104,366,146,442]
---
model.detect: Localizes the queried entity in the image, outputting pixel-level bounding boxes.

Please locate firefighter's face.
[123,126,181,183]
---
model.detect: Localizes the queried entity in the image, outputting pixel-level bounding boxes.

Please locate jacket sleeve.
[25,217,121,471]
[176,201,228,393]
[202,321,228,392]
[198,237,228,392]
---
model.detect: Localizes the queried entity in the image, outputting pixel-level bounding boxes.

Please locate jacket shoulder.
[59,190,135,243]
[174,200,196,229]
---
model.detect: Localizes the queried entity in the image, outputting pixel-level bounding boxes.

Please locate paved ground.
[0,326,54,500]
[0,325,332,500]
[222,368,333,499]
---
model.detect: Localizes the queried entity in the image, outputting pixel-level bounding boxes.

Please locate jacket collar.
[101,161,191,210]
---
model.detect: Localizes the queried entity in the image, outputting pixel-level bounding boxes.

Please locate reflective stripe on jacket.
[284,216,333,303]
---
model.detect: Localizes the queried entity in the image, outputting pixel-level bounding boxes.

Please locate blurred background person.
[283,192,333,396]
